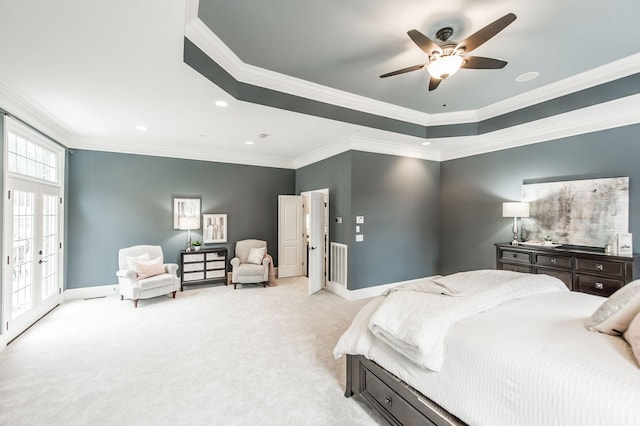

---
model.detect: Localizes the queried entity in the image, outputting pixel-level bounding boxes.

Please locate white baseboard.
[326,275,442,300]
[63,284,119,302]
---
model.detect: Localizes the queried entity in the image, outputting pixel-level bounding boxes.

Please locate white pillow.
[624,311,640,366]
[134,256,165,280]
[125,253,150,270]
[586,280,640,335]
[246,247,266,265]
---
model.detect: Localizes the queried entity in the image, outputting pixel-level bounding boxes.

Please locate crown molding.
[184,18,429,127]
[476,52,640,122]
[439,93,640,161]
[0,82,73,146]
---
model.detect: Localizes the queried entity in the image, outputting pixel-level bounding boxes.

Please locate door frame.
[1,116,65,345]
[276,189,329,293]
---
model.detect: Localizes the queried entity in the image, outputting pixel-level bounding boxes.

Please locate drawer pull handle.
[384,396,392,405]
[596,264,604,270]
[512,253,517,258]
[595,282,604,290]
[550,258,556,264]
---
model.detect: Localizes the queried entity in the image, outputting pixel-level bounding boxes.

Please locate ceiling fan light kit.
[380,13,517,91]
[427,55,464,80]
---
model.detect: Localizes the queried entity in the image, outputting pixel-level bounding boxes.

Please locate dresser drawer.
[575,258,624,278]
[536,254,572,269]
[206,261,225,270]
[501,263,532,273]
[206,270,226,279]
[500,250,530,263]
[183,253,205,263]
[576,275,624,297]
[206,252,225,261]
[183,262,204,272]
[362,367,429,426]
[183,271,205,282]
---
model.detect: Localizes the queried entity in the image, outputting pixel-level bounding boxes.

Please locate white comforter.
[368,270,568,371]
[334,270,640,426]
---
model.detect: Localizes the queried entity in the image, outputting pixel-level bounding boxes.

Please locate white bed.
[335,270,640,426]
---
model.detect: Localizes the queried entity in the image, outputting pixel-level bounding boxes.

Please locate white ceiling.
[1,0,639,169]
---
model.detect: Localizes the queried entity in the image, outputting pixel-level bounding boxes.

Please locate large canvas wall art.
[521,177,629,247]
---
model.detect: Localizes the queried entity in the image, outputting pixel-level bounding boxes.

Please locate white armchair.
[230,239,270,289]
[116,245,180,307]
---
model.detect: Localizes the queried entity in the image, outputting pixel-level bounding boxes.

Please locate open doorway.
[277,189,329,294]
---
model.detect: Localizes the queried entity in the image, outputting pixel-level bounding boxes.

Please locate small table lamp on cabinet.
[502,202,530,245]
[179,216,200,252]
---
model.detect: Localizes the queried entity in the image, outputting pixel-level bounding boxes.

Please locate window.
[7,130,59,184]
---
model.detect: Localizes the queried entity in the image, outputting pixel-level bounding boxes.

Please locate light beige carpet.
[0,277,384,425]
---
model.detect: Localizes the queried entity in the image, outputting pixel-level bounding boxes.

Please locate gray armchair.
[230,239,270,289]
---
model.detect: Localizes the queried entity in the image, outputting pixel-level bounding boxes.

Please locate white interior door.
[308,191,325,294]
[3,117,64,343]
[278,195,304,278]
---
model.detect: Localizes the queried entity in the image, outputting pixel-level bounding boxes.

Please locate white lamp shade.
[427,55,464,79]
[502,202,530,218]
[178,216,200,230]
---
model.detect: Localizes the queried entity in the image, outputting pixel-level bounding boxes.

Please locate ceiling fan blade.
[407,29,442,55]
[461,56,507,69]
[455,13,516,54]
[428,77,442,91]
[380,64,426,78]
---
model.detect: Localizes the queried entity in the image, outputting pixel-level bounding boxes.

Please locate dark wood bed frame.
[345,354,465,426]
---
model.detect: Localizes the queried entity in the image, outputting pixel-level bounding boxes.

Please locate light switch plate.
[356,234,364,242]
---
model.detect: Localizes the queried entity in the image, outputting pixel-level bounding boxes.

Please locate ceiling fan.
[380,13,517,91]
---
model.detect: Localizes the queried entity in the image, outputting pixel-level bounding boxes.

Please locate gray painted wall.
[295,151,353,245]
[350,152,440,289]
[440,123,640,274]
[296,151,440,290]
[67,150,294,288]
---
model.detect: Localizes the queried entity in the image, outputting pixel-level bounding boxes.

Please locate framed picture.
[173,196,201,229]
[203,213,227,243]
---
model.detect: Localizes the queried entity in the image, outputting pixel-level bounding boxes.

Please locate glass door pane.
[41,194,58,300]
[11,190,35,319]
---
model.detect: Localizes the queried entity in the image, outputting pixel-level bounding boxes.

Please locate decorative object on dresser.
[173,195,201,251]
[230,239,270,289]
[502,201,530,245]
[495,242,640,297]
[203,213,227,243]
[180,247,228,291]
[116,245,180,307]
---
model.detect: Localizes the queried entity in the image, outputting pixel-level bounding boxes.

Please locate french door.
[2,117,64,343]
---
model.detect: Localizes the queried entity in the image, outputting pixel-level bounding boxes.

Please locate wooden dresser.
[180,247,228,291]
[495,242,640,297]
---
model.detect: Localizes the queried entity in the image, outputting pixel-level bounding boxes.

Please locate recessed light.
[421,142,431,146]
[136,125,147,131]
[245,140,254,145]
[516,72,539,82]
[215,100,229,107]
